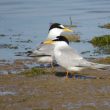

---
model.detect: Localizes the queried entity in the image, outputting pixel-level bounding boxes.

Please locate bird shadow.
[55,72,96,79]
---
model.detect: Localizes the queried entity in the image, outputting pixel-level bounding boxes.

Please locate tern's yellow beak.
[43,39,54,44]
[63,27,73,32]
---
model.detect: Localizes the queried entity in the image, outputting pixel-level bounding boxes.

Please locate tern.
[43,36,110,78]
[28,23,73,67]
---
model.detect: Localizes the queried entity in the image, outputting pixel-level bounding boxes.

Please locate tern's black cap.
[49,23,64,31]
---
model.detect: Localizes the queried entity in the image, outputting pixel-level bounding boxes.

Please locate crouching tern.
[43,36,110,78]
[28,23,73,66]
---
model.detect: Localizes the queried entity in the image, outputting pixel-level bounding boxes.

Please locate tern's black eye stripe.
[53,36,69,44]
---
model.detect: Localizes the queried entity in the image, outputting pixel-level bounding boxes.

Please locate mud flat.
[0,58,110,110]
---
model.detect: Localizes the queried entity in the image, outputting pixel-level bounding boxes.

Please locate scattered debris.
[62,34,80,42]
[15,52,28,56]
[99,23,110,29]
[12,34,22,36]
[81,51,90,54]
[0,44,18,49]
[0,34,7,37]
[63,24,77,28]
[93,56,110,64]
[16,39,32,43]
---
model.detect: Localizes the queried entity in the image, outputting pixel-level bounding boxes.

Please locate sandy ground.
[0,57,110,110]
[0,61,110,110]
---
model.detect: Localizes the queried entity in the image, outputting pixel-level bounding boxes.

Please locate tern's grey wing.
[60,46,83,60]
[33,44,54,56]
[59,46,91,67]
[60,47,110,69]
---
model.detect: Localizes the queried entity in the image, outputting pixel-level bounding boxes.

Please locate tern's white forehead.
[60,25,65,28]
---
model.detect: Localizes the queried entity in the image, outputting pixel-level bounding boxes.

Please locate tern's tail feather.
[90,62,110,70]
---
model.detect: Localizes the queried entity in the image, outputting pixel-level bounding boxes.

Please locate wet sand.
[0,58,110,110]
[0,72,110,110]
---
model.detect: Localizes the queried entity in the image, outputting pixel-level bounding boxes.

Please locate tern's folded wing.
[33,44,55,56]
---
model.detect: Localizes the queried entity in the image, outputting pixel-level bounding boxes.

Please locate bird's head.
[48,23,73,39]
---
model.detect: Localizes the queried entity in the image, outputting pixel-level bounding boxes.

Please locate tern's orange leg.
[66,71,69,79]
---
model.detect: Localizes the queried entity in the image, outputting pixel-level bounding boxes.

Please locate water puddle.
[0,91,16,96]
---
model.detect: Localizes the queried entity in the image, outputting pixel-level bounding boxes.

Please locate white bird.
[28,23,73,66]
[43,36,110,78]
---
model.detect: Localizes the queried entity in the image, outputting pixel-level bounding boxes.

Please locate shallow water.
[0,91,16,96]
[0,0,110,60]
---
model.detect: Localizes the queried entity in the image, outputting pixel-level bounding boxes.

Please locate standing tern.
[28,23,73,66]
[43,36,110,78]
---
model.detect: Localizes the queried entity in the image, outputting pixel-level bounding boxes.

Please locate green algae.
[90,35,110,47]
[21,67,54,77]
